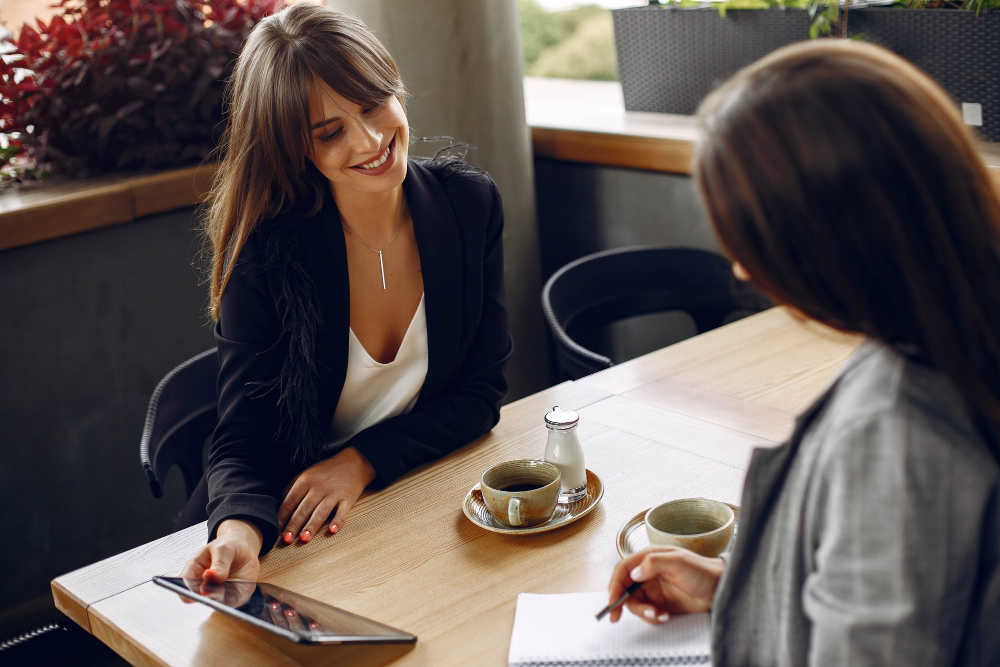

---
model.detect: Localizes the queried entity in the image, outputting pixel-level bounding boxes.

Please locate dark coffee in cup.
[480,460,561,528]
[500,483,543,492]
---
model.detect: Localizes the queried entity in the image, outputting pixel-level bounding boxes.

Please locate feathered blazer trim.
[207,159,513,554]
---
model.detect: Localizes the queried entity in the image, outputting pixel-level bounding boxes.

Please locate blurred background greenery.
[519,0,619,80]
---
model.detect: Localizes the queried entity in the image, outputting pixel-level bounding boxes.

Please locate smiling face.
[307,81,409,197]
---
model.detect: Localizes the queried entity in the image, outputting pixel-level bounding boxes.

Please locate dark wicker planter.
[613,6,1000,142]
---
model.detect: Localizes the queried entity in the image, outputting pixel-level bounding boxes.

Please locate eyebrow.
[310,116,342,130]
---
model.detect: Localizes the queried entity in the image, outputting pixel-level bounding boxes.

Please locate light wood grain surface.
[577,308,861,412]
[52,307,860,666]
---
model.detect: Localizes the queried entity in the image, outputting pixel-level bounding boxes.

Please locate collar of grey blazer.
[711,339,879,648]
[257,159,466,464]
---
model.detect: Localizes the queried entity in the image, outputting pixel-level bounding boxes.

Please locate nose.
[353,118,382,158]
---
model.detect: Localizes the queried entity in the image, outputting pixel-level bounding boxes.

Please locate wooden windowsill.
[525,77,1000,177]
[0,164,217,252]
[2,77,998,252]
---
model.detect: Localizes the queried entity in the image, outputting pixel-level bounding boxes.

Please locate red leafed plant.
[0,0,282,180]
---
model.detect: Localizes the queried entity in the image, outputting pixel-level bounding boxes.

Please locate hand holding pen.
[601,547,726,624]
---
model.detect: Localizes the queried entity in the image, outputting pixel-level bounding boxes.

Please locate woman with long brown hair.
[607,41,1000,664]
[179,3,512,583]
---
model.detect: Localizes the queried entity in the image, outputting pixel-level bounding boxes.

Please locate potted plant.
[612,0,1000,141]
[0,0,280,181]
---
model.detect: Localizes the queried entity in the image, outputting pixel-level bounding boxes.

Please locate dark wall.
[534,158,719,280]
[534,158,723,366]
[0,207,212,611]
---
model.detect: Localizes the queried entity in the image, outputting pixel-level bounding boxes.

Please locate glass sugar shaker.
[544,405,587,503]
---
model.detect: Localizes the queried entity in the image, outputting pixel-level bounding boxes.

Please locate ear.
[732,262,752,282]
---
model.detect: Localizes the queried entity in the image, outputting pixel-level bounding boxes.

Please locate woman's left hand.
[277,446,377,544]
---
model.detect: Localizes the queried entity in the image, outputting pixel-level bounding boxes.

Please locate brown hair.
[202,2,406,319]
[694,40,1000,457]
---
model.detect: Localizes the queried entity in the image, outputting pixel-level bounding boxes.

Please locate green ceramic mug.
[644,498,735,557]
[480,460,561,528]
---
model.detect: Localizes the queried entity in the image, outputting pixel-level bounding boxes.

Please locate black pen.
[595,581,643,621]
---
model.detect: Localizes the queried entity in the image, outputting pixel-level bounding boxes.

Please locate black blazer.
[207,159,513,553]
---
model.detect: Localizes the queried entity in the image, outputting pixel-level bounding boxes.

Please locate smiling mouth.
[354,137,393,170]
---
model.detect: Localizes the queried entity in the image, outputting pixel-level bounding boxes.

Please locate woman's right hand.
[180,519,263,587]
[607,546,725,624]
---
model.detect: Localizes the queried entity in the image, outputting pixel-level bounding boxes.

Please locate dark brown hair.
[694,40,1000,457]
[203,2,406,319]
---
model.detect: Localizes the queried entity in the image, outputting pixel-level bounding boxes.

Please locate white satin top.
[322,294,428,457]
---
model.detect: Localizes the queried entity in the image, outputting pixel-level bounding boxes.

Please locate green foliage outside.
[519,1,618,81]
[678,0,1000,39]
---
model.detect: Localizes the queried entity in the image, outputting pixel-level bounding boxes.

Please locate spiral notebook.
[508,592,711,666]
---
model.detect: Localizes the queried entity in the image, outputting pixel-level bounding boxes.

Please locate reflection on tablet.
[153,576,416,645]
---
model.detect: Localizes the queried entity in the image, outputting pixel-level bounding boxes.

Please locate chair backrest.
[542,246,772,380]
[140,348,219,499]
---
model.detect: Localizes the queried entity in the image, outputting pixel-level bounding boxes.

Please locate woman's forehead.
[308,81,363,126]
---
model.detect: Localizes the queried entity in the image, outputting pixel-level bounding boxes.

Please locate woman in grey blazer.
[607,41,1000,666]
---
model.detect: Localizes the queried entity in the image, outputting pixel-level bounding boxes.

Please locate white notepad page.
[508,592,711,666]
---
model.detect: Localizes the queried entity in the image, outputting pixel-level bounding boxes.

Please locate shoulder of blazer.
[411,158,500,231]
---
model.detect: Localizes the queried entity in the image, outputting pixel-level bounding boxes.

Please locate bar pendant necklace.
[342,200,406,290]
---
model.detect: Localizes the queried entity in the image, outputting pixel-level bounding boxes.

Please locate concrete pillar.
[328,0,549,401]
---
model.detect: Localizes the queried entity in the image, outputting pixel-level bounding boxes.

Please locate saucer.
[616,502,740,558]
[462,469,604,535]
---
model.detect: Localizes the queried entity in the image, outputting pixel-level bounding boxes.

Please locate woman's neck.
[331,183,406,246]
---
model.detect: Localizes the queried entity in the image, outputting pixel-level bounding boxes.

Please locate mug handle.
[508,497,523,526]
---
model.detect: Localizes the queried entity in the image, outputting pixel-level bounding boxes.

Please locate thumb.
[203,543,234,583]
[631,550,680,582]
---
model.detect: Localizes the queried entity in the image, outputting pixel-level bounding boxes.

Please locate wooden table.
[51,307,861,666]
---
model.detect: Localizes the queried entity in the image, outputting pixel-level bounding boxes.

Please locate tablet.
[153,576,417,645]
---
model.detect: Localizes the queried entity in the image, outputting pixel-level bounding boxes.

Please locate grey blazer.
[712,341,1000,666]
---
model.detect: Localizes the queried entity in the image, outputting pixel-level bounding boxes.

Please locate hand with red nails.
[179,519,263,596]
[276,446,376,544]
[607,546,725,625]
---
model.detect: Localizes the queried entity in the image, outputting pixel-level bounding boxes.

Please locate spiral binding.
[0,623,63,652]
[513,657,709,666]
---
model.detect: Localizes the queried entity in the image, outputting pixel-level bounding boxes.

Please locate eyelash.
[316,105,382,143]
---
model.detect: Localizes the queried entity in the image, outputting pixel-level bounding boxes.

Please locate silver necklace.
[341,200,406,290]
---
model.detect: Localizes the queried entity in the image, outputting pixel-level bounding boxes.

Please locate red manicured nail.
[300,530,311,543]
[285,609,296,617]
[283,531,293,544]
[329,524,338,534]
[270,602,280,609]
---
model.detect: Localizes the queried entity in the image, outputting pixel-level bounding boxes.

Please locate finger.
[284,606,306,635]
[287,492,323,544]
[608,555,642,600]
[301,499,337,543]
[200,580,229,604]
[203,542,235,583]
[179,548,214,602]
[327,498,352,535]
[277,481,309,532]
[610,585,654,623]
[268,600,290,630]
[631,548,684,582]
[625,599,667,625]
[180,547,213,580]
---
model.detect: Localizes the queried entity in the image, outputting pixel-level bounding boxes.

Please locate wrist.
[218,519,263,554]
[343,446,377,486]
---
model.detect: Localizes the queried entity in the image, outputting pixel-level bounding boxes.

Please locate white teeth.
[359,144,390,169]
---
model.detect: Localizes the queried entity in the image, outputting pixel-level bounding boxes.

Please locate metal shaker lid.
[545,405,579,429]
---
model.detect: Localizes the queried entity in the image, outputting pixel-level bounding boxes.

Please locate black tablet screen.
[153,577,415,645]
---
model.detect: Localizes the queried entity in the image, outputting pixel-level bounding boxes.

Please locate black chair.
[542,246,772,381]
[140,348,219,500]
